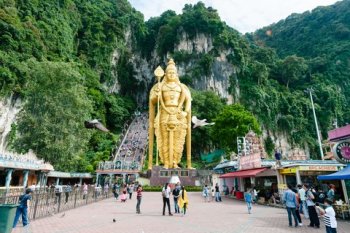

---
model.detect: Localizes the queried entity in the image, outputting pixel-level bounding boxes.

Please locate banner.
[239,153,261,170]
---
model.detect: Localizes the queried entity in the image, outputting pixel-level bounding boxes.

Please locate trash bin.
[0,204,19,233]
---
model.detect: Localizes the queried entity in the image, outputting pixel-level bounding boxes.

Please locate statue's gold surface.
[148,59,192,169]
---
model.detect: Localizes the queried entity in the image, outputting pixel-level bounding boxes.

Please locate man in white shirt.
[162,183,173,216]
[298,184,308,218]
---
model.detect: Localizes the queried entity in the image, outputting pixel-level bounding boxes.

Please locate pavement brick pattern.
[12,192,350,233]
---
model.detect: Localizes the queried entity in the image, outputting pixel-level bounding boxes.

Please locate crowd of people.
[110,181,189,216]
[110,112,148,171]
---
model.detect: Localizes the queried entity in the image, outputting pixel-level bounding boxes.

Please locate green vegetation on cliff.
[0,0,139,171]
[1,0,349,170]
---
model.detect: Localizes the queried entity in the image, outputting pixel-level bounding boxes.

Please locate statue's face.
[166,69,178,81]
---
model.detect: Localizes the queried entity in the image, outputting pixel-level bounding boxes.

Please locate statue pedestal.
[149,166,198,186]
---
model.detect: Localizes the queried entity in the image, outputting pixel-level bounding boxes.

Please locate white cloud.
[129,0,340,33]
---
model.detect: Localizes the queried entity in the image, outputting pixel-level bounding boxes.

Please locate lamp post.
[305,88,324,160]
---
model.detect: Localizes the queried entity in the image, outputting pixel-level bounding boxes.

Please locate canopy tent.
[220,167,267,178]
[317,165,350,180]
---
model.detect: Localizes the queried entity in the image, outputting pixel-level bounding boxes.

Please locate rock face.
[106,30,307,157]
[0,96,21,152]
[111,32,238,106]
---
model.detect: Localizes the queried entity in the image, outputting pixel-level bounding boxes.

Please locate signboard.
[333,140,350,164]
[239,153,261,170]
[298,166,338,171]
[280,168,297,174]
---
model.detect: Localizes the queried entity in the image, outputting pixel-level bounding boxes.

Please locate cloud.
[129,0,339,33]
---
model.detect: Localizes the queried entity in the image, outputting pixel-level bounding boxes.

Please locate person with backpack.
[13,188,33,229]
[304,184,320,228]
[162,183,173,216]
[54,183,63,204]
[173,184,180,213]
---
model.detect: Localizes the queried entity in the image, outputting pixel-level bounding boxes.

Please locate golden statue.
[148,59,192,169]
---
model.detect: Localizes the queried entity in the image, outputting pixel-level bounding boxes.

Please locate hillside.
[0,0,349,171]
[251,0,350,127]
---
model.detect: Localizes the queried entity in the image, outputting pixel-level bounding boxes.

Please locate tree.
[14,61,93,171]
[211,104,261,152]
[191,90,225,156]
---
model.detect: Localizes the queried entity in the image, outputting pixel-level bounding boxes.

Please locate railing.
[0,186,112,220]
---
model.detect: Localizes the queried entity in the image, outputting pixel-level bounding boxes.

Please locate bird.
[84,119,109,132]
[113,218,116,222]
[191,116,215,128]
[60,213,65,218]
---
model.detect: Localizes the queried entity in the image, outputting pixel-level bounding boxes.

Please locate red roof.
[220,167,267,178]
[328,125,350,141]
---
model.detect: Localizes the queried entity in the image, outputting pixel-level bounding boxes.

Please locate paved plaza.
[12,192,350,233]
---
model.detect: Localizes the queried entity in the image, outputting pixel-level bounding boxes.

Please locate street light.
[305,88,324,160]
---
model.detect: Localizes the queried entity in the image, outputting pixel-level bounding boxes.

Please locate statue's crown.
[165,59,177,73]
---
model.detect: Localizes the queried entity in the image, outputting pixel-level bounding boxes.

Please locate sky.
[129,0,340,33]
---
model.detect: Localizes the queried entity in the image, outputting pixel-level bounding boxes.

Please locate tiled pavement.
[12,192,350,233]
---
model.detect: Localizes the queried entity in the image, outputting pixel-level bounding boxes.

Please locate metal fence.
[0,186,112,220]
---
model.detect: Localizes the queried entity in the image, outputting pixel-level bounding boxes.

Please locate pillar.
[109,174,113,185]
[122,173,126,184]
[5,169,13,190]
[341,179,349,203]
[96,173,100,186]
[79,177,83,186]
[56,177,60,185]
[295,169,302,185]
[23,170,29,188]
[250,177,255,187]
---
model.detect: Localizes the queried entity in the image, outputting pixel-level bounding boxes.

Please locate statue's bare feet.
[173,164,179,169]
[163,164,169,169]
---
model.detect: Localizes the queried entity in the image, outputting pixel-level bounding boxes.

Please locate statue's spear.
[154,66,164,166]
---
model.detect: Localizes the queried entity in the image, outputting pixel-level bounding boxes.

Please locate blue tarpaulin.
[317,165,350,180]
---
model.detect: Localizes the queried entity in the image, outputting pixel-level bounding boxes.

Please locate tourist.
[136,185,143,214]
[274,150,282,167]
[293,188,303,226]
[251,186,259,203]
[64,183,72,204]
[202,185,209,202]
[215,183,222,202]
[112,182,119,200]
[104,183,109,198]
[316,199,337,233]
[178,186,189,216]
[13,188,32,229]
[304,184,320,228]
[298,184,308,218]
[129,183,134,199]
[162,183,172,216]
[54,183,63,204]
[120,189,127,202]
[211,188,215,202]
[83,183,88,199]
[327,184,335,203]
[283,184,299,227]
[173,184,180,213]
[244,188,252,214]
[30,183,36,192]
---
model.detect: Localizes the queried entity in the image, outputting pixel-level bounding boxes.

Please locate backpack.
[161,189,166,197]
